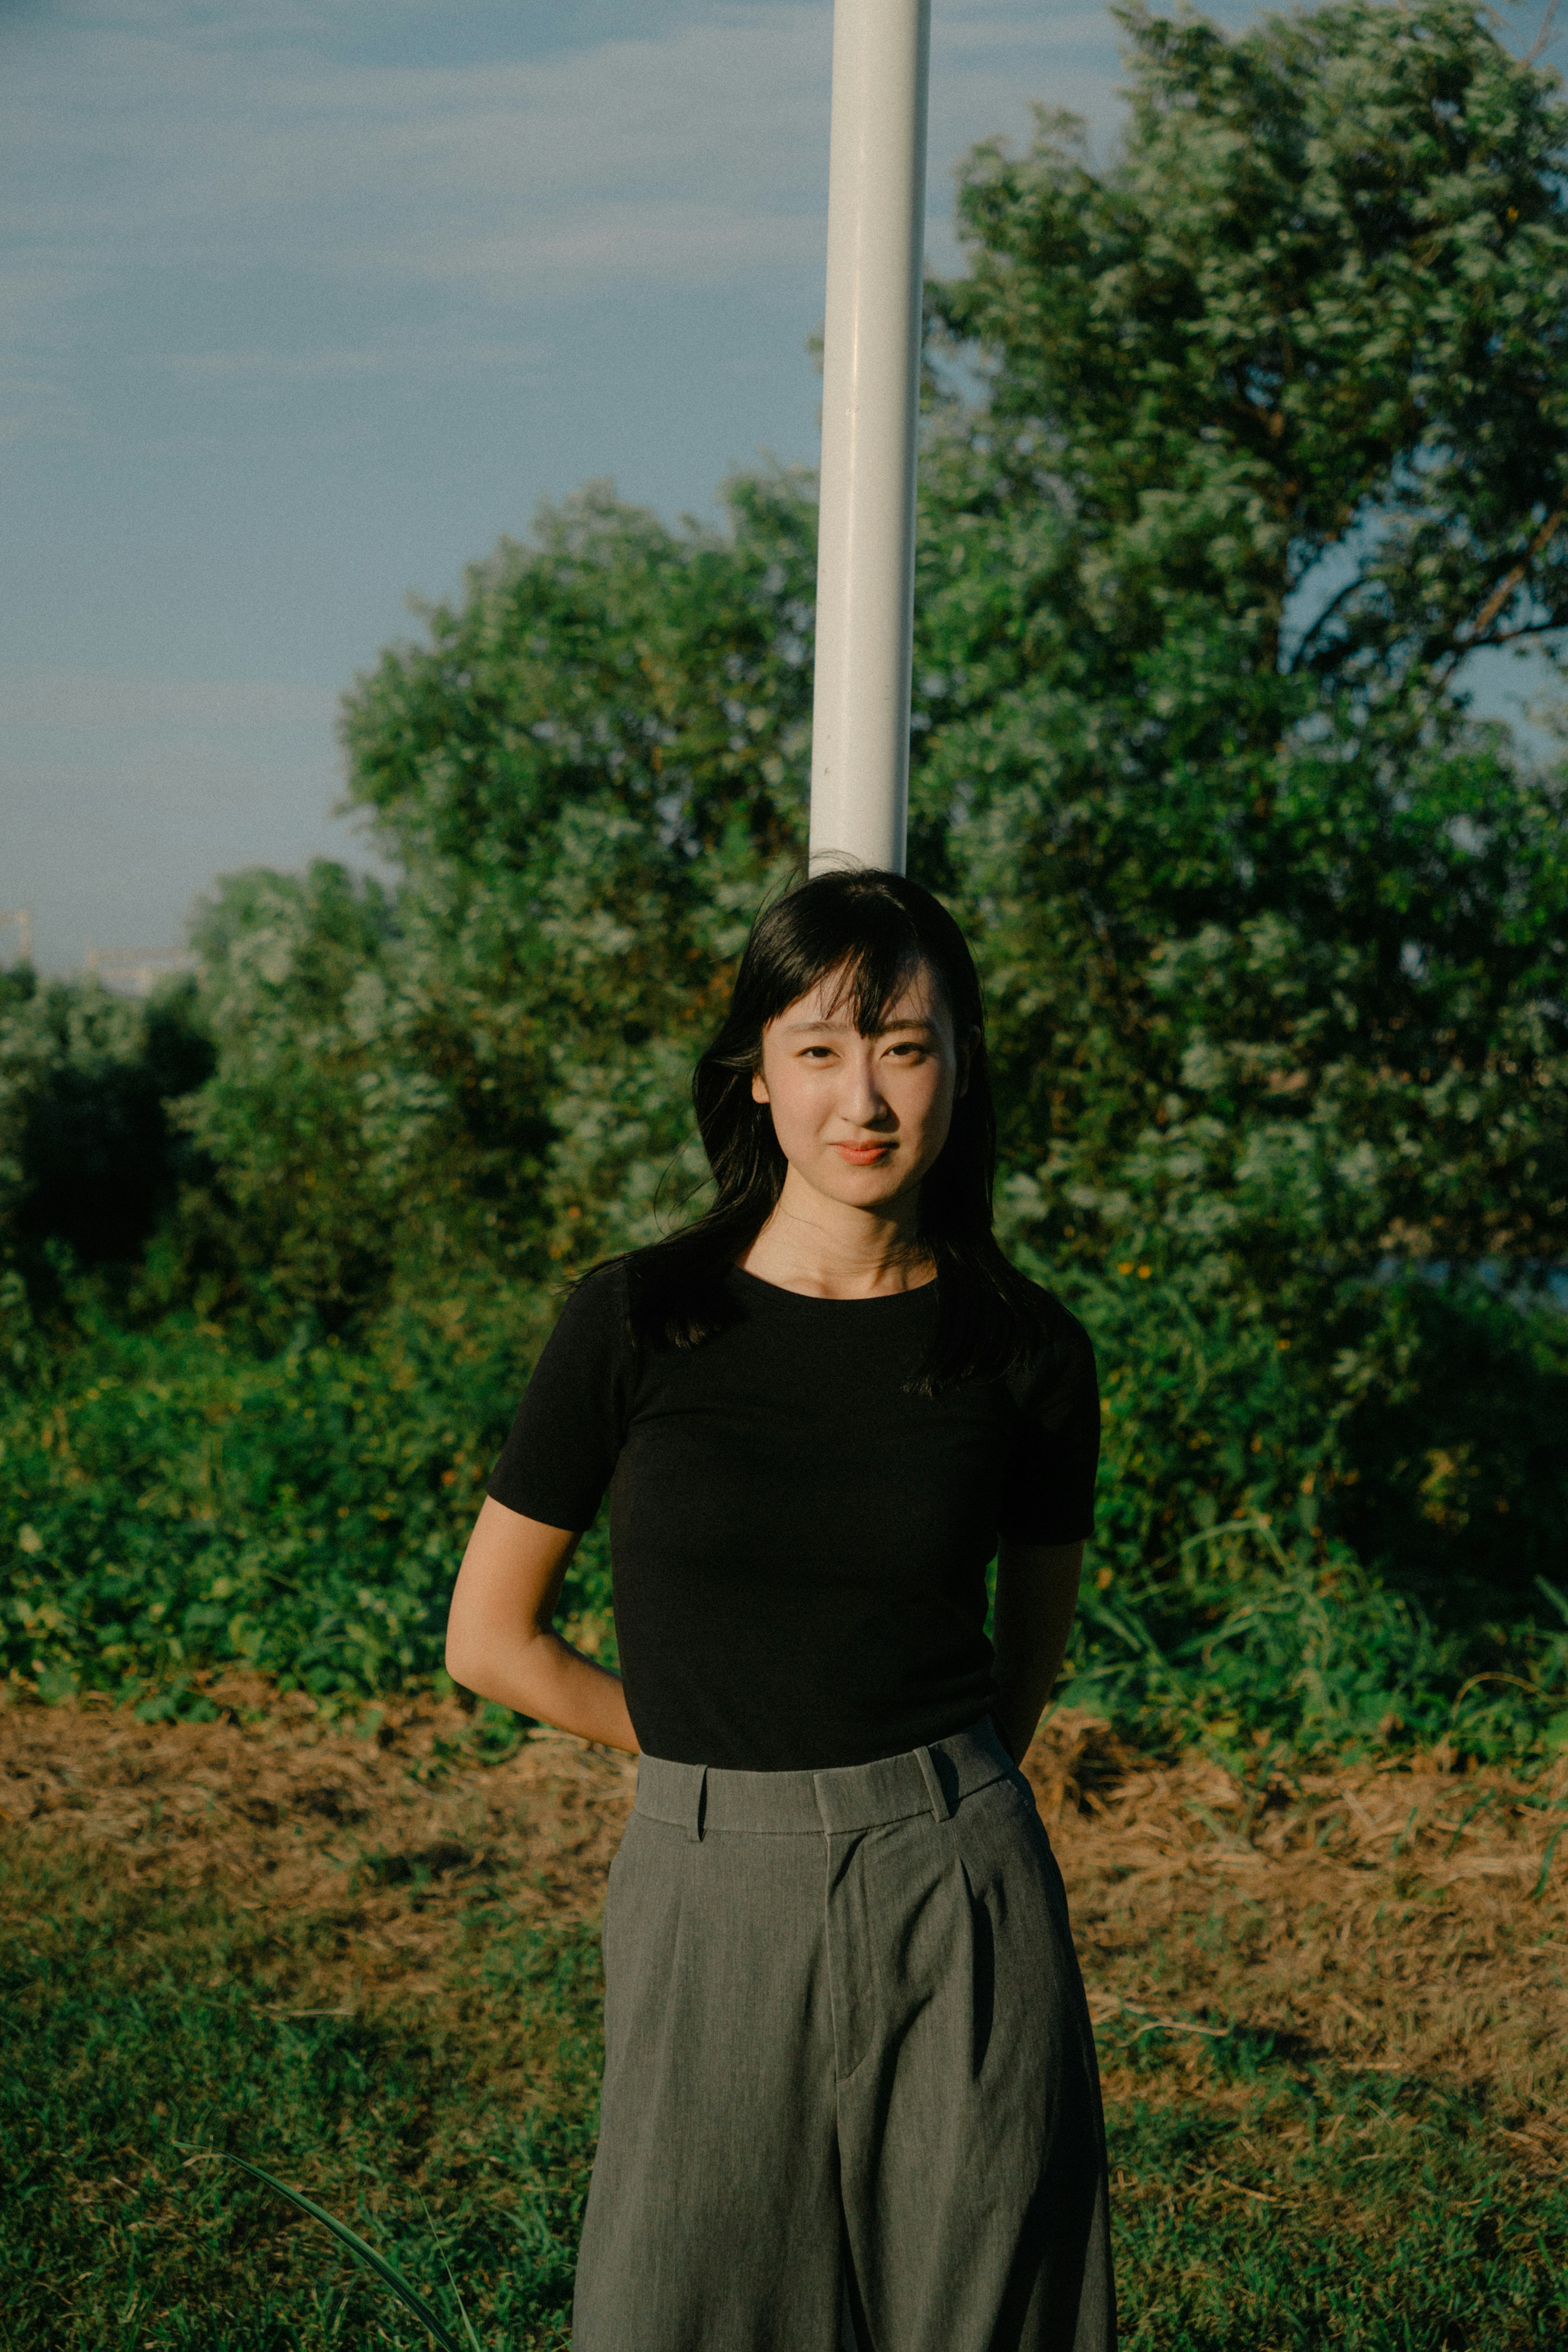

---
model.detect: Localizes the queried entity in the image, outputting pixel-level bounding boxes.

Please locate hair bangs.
[817,934,929,1042]
[746,889,929,1051]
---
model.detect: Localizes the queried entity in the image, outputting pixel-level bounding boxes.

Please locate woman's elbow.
[445,1607,545,1706]
[443,1594,492,1695]
[444,1626,480,1693]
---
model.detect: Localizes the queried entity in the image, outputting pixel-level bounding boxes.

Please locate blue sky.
[2,0,1547,972]
[1,0,1172,969]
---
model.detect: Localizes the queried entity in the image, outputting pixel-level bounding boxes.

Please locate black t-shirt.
[487,1263,1098,1772]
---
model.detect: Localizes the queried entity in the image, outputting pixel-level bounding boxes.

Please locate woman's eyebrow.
[782,1014,938,1036]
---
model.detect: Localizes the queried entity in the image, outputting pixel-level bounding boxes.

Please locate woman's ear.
[956,1024,982,1099]
[751,1070,771,1105]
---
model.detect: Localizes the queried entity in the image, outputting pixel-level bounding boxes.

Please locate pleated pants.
[571,1717,1116,2352]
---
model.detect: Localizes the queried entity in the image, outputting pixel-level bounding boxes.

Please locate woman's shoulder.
[543,1258,635,1359]
[1017,1274,1094,1351]
[1003,1276,1097,1414]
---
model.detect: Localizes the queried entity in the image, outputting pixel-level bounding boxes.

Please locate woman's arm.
[445,1497,637,1754]
[991,1537,1085,1764]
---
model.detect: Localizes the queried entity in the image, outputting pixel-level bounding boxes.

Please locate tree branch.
[1524,0,1561,65]
[1285,568,1366,671]
[1456,507,1566,650]
[1472,616,1568,649]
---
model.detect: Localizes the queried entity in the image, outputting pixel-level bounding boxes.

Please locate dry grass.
[4,1684,1564,2122]
[0,1683,632,2006]
[1033,1712,1568,2140]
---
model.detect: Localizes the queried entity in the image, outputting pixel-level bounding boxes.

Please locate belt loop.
[688,1764,709,1843]
[915,1745,953,1824]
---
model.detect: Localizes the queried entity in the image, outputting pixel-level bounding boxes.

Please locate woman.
[446,869,1114,2352]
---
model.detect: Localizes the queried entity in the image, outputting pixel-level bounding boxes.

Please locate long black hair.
[607,869,1051,1393]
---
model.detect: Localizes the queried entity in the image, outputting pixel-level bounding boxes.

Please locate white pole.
[808,0,931,876]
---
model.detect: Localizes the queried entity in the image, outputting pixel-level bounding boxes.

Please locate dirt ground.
[3,1684,1564,2152]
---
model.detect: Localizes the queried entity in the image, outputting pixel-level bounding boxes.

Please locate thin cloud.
[2,2,1125,325]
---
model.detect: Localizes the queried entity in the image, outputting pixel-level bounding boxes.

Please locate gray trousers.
[572,1719,1115,2352]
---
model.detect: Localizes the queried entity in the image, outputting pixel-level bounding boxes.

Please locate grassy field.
[4,1688,1567,2350]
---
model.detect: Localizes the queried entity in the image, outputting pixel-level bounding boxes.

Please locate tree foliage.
[189,478,818,1311]
[915,0,1568,1309]
[0,967,212,1306]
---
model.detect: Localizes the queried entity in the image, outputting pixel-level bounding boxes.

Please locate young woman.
[446,869,1114,2352]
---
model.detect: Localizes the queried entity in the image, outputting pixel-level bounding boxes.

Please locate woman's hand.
[991,1538,1085,1764]
[445,1498,638,1755]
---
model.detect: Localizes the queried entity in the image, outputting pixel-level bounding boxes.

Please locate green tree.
[915,0,1568,1317]
[187,477,818,1322]
[180,863,405,1322]
[0,966,212,1309]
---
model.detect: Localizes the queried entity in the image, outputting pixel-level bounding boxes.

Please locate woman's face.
[751,958,970,1216]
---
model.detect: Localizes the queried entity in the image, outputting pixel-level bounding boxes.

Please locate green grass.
[1103,2032,1568,2349]
[6,1837,1566,2349]
[1,1847,596,2349]
[0,1297,608,1717]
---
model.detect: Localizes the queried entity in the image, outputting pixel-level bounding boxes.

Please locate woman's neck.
[736,1173,935,1300]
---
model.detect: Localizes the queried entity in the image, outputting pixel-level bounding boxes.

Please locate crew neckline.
[727,1264,938,1308]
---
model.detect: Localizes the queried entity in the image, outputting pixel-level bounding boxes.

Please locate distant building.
[85,946,198,999]
[0,908,33,968]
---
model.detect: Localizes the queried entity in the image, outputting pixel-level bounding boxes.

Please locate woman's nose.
[839,1051,891,1127]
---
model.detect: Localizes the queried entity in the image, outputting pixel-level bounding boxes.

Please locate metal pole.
[808,0,931,876]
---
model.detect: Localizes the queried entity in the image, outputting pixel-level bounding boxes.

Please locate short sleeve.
[487,1266,633,1530]
[995,1300,1100,1545]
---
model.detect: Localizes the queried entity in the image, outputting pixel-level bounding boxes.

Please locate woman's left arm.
[991,1538,1085,1764]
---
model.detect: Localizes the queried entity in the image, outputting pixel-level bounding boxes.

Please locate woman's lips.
[832,1142,893,1164]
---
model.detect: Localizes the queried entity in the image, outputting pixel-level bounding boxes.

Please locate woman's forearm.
[445,1499,639,1754]
[448,1623,638,1753]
